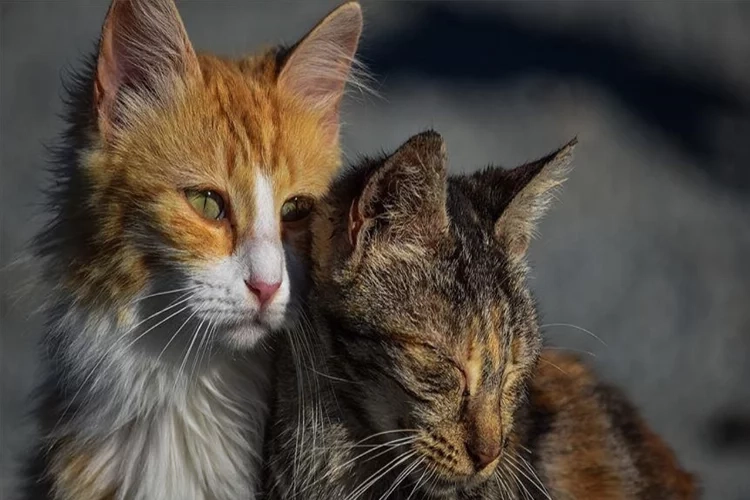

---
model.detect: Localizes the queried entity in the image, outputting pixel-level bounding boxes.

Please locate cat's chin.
[220,322,274,351]
[219,307,292,351]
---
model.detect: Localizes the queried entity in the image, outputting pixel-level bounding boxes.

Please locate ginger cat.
[22,0,363,498]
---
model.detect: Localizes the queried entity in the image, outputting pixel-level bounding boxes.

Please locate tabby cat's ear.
[95,0,200,136]
[349,131,449,248]
[484,139,577,262]
[278,2,363,145]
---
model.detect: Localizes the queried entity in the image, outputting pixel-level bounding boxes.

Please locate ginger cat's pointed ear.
[349,131,449,248]
[278,2,363,144]
[478,139,577,262]
[95,0,200,137]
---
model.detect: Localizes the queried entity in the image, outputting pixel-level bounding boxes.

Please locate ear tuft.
[278,2,364,144]
[95,0,200,136]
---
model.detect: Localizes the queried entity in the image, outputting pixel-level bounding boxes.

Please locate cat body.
[264,131,696,499]
[22,1,363,498]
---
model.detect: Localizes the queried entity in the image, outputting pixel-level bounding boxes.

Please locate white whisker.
[540,322,607,346]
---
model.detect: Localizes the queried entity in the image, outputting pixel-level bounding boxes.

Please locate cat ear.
[94,0,200,136]
[484,139,577,261]
[349,131,449,248]
[278,2,363,144]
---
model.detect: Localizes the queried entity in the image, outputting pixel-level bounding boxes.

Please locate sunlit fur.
[265,131,696,499]
[21,1,363,499]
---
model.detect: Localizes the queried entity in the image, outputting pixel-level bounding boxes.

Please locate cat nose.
[466,437,502,471]
[245,280,280,307]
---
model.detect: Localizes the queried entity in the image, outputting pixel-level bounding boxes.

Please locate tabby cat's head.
[43,0,363,351]
[311,131,575,492]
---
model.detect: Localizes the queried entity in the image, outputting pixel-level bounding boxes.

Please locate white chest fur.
[50,311,271,500]
[115,371,266,499]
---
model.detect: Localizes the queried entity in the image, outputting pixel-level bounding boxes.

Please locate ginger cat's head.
[40,0,363,351]
[311,132,575,494]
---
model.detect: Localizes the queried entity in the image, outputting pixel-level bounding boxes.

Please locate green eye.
[186,189,226,221]
[281,196,314,223]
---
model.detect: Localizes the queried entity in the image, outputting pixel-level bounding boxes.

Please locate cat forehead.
[107,54,339,190]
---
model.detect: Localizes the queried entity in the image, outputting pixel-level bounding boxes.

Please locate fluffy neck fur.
[36,301,270,500]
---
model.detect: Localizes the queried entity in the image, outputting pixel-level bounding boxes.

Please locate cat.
[264,131,697,499]
[21,0,363,498]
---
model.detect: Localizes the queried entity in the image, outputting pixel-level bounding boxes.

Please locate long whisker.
[378,456,424,500]
[511,453,551,500]
[293,315,326,492]
[512,466,533,500]
[128,285,200,305]
[172,316,204,392]
[285,329,305,496]
[540,322,607,346]
[154,308,199,365]
[538,357,569,375]
[345,450,418,500]
[493,474,508,500]
[296,436,417,496]
[190,314,216,381]
[349,429,420,447]
[405,463,433,500]
[506,454,549,500]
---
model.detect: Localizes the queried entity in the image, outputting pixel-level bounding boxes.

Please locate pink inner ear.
[93,0,199,136]
[348,195,363,247]
[278,2,363,144]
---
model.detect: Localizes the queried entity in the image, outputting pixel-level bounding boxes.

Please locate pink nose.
[245,280,281,307]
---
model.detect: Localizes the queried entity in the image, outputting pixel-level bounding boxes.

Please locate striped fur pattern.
[265,131,697,499]
[22,1,363,499]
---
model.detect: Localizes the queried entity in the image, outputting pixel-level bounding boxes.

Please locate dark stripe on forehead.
[209,73,249,177]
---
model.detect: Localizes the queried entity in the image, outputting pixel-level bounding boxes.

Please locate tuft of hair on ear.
[278,2,364,144]
[94,0,200,137]
[476,138,577,262]
[349,130,449,248]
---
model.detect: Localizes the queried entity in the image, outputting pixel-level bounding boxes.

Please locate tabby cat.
[22,0,362,498]
[265,131,697,499]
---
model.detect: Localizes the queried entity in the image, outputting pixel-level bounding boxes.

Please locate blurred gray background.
[2,1,750,498]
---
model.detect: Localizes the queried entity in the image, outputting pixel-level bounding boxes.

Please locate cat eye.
[450,361,469,398]
[186,189,226,221]
[281,196,314,223]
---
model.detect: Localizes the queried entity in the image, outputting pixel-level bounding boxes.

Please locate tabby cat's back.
[526,352,698,499]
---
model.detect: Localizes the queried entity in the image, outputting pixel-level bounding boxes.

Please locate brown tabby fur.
[265,131,697,499]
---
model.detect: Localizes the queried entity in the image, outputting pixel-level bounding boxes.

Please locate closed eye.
[448,359,469,398]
